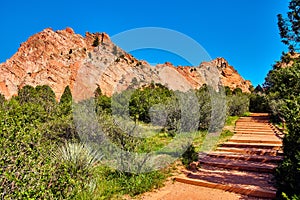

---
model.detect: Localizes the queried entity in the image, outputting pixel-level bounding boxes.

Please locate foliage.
[225,116,239,126]
[60,85,72,105]
[128,83,175,124]
[0,82,253,199]
[54,142,101,175]
[60,86,73,115]
[265,2,300,197]
[277,0,300,52]
[232,87,243,95]
[0,96,90,199]
[275,96,300,199]
[226,93,249,116]
[94,87,112,114]
[76,166,167,199]
[265,44,300,199]
[265,62,300,99]
[181,144,198,166]
[196,85,212,130]
[224,86,232,95]
[249,93,269,113]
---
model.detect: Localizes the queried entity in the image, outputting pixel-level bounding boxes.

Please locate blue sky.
[0,0,289,86]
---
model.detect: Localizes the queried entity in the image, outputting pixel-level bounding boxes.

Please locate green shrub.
[181,144,198,166]
[264,47,300,198]
[227,94,249,116]
[249,94,269,113]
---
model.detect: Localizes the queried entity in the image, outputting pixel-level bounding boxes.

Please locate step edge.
[175,176,276,198]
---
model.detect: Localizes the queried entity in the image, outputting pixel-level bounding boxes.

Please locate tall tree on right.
[268,1,300,199]
[277,0,300,52]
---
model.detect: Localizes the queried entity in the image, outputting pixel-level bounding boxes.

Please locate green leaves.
[0,85,90,199]
[265,42,300,198]
[277,0,300,52]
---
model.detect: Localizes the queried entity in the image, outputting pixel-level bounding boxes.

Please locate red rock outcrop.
[0,28,252,100]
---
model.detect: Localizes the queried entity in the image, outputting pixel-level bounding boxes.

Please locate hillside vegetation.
[0,84,250,199]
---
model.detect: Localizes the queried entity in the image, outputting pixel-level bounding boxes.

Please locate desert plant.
[54,142,102,175]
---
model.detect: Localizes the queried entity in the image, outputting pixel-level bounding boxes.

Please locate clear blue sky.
[0,0,289,86]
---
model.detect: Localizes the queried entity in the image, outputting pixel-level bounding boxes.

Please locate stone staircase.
[175,113,283,199]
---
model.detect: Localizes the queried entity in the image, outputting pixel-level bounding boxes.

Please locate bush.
[249,94,269,113]
[265,54,300,199]
[0,100,89,199]
[181,144,198,166]
[227,93,249,116]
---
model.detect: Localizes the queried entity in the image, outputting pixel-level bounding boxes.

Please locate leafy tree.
[227,93,249,116]
[265,62,300,100]
[196,85,212,130]
[129,84,174,124]
[266,1,300,197]
[94,87,111,114]
[277,0,300,52]
[232,87,243,95]
[17,85,36,104]
[266,60,300,199]
[224,86,232,96]
[249,94,268,113]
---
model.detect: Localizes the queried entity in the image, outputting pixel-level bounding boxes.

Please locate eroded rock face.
[274,53,300,69]
[0,28,252,100]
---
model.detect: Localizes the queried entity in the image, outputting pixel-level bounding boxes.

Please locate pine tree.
[60,86,72,104]
[277,0,300,52]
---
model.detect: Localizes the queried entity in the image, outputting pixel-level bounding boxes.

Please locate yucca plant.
[54,142,102,175]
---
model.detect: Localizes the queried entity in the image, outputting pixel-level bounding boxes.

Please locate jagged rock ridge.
[0,27,252,100]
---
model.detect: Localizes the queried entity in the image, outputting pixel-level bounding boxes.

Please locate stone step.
[231,134,281,138]
[234,128,273,131]
[198,157,277,173]
[236,119,270,122]
[206,152,283,163]
[176,113,281,198]
[233,131,276,137]
[235,129,273,132]
[229,137,282,145]
[236,119,269,122]
[175,169,276,198]
[216,147,283,156]
[222,141,282,150]
[235,125,271,128]
[235,127,272,130]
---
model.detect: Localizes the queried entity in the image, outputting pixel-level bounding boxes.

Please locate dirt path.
[133,113,282,200]
[135,179,250,200]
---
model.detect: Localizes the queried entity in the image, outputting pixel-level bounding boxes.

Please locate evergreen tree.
[59,86,72,116]
[277,0,300,52]
[60,86,72,104]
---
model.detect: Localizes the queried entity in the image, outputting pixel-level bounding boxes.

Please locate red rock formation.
[0,28,252,100]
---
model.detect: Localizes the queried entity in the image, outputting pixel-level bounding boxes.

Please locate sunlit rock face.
[0,28,252,100]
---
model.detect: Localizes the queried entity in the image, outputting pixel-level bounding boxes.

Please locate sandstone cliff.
[0,28,252,100]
